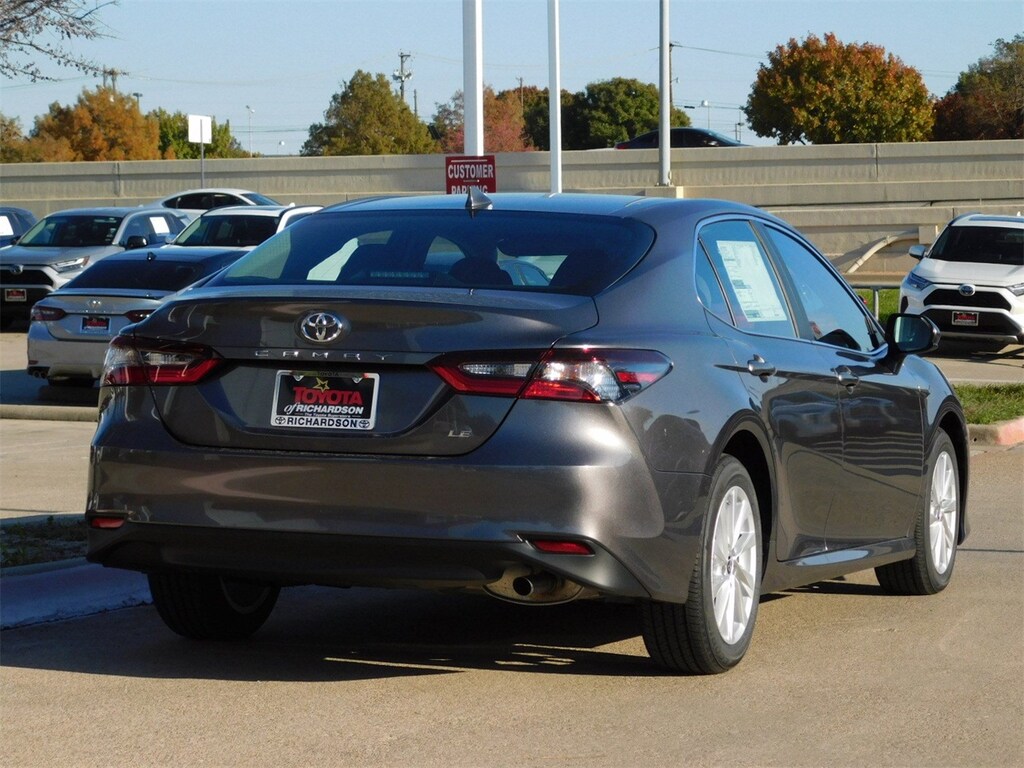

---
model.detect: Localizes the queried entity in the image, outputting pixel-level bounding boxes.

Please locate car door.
[698,219,844,560]
[759,223,925,548]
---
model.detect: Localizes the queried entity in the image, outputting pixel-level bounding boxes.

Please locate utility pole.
[246,105,255,157]
[517,76,524,110]
[392,51,413,103]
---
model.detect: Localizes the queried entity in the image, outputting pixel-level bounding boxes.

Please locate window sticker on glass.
[149,216,171,234]
[717,240,788,322]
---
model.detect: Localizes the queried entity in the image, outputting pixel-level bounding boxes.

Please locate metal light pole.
[701,99,710,129]
[246,105,255,157]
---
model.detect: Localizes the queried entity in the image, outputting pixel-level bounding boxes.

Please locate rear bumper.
[27,323,109,379]
[87,523,652,598]
[87,392,709,602]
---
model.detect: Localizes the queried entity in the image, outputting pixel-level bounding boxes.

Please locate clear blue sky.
[1,0,1020,154]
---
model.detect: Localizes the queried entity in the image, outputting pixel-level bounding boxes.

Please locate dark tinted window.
[176,215,278,247]
[215,210,655,295]
[18,214,123,247]
[698,220,796,338]
[929,225,1023,266]
[762,225,881,352]
[66,257,233,291]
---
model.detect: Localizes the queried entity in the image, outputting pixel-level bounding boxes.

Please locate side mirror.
[10,235,20,245]
[908,244,928,261]
[886,313,940,356]
[124,235,148,250]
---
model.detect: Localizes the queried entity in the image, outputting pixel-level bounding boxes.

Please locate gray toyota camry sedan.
[87,193,968,674]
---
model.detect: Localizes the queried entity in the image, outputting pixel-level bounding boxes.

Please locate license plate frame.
[270,370,379,431]
[951,310,979,327]
[81,315,110,333]
[3,288,27,303]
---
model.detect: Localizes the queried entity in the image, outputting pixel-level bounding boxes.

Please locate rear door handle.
[835,366,860,389]
[746,355,776,379]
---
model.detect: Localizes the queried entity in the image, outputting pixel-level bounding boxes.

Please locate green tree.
[933,35,1023,140]
[745,33,933,144]
[151,108,246,159]
[0,113,30,162]
[302,70,437,156]
[0,0,114,81]
[564,78,690,149]
[29,86,160,160]
[432,87,533,153]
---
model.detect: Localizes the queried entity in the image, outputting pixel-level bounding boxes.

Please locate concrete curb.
[0,561,151,630]
[0,403,97,422]
[968,417,1024,447]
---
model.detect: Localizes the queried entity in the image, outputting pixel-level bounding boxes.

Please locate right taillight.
[101,335,222,386]
[430,348,670,403]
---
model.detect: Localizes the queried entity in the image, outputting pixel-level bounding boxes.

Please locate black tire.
[875,429,959,595]
[148,572,280,640]
[641,456,762,674]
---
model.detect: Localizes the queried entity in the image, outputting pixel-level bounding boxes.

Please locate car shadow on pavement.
[0,586,673,681]
[0,366,99,408]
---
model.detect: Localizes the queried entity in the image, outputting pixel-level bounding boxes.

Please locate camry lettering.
[252,350,392,361]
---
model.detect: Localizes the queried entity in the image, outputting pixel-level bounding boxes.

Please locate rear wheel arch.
[718,424,775,566]
[936,408,969,544]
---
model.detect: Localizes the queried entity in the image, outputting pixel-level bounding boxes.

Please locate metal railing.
[847,281,900,319]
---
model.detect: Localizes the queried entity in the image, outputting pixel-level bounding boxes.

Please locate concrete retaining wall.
[2,139,1021,274]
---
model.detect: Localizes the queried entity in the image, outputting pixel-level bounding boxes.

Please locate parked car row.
[1,193,321,384]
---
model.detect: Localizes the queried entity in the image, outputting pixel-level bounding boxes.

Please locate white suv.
[900,213,1024,346]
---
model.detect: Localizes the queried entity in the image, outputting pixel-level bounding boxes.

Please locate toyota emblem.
[299,311,347,343]
[958,284,976,297]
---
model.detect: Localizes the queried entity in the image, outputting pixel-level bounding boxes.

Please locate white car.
[152,188,281,221]
[0,207,185,329]
[168,204,322,248]
[900,213,1024,346]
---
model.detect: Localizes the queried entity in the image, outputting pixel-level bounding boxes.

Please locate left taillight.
[429,348,671,403]
[30,305,66,322]
[101,335,222,386]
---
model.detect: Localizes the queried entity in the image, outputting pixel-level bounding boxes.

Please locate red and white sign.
[445,155,497,194]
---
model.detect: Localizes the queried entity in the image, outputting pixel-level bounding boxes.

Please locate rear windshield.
[175,214,278,247]
[930,225,1024,266]
[66,258,231,291]
[18,214,123,248]
[212,210,655,295]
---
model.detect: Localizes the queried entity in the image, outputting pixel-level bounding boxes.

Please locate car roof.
[40,207,171,218]
[321,192,760,219]
[84,246,242,264]
[195,205,319,219]
[951,213,1024,229]
[161,188,264,196]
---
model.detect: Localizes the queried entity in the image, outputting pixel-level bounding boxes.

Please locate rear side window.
[175,215,277,247]
[215,210,655,295]
[698,220,796,338]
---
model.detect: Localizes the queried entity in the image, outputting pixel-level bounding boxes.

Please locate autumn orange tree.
[745,33,933,144]
[432,87,534,153]
[29,86,160,160]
